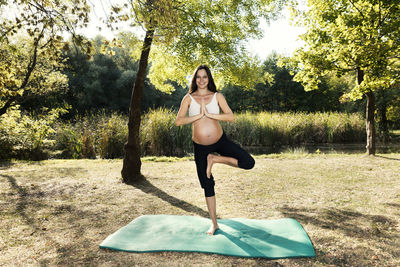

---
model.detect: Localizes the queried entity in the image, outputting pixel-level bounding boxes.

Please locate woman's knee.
[238,154,255,170]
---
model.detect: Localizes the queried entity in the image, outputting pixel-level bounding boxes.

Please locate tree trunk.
[365,91,376,155]
[357,67,376,155]
[121,29,154,183]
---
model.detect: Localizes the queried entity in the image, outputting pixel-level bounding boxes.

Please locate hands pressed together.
[200,98,210,118]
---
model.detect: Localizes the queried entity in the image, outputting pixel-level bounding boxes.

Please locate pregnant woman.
[175,65,255,235]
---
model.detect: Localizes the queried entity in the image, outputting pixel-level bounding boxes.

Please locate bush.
[54,124,83,159]
[98,113,128,159]
[0,107,63,160]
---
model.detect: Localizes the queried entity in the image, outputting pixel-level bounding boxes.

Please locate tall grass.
[141,108,192,156]
[1,108,366,159]
[53,111,128,159]
[144,109,365,156]
[222,111,365,147]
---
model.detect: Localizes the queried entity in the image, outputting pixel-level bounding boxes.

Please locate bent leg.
[217,136,255,170]
[206,135,255,177]
[206,154,238,178]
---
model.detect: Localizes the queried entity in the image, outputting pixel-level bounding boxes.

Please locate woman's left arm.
[204,93,235,122]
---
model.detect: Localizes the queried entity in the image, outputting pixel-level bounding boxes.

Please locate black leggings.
[193,132,255,197]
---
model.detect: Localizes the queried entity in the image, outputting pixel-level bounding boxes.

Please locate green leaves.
[289,0,400,95]
[0,0,92,116]
[108,0,285,92]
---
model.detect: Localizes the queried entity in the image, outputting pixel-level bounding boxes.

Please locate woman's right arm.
[175,94,203,126]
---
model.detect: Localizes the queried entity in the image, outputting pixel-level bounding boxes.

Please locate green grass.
[1,153,400,266]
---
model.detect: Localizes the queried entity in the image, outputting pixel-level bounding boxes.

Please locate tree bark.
[121,29,154,183]
[358,68,376,155]
[357,68,376,155]
[365,91,376,155]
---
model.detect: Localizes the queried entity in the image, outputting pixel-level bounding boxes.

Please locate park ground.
[1,152,399,266]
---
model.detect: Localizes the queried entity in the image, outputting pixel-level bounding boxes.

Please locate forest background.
[1,0,400,161]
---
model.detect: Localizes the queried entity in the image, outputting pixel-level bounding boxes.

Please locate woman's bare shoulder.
[181,94,192,104]
[216,92,226,100]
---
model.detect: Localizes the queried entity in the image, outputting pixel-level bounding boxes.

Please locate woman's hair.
[189,64,217,94]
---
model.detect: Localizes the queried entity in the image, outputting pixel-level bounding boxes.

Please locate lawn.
[1,153,399,266]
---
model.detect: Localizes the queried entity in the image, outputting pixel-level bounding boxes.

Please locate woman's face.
[196,69,209,90]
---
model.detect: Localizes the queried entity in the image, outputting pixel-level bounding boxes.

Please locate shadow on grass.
[1,173,106,266]
[375,155,400,161]
[278,205,399,266]
[278,205,396,239]
[0,161,15,170]
[126,175,209,218]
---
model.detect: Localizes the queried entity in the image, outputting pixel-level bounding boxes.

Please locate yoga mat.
[99,215,315,259]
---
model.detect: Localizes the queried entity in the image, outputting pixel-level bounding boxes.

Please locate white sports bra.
[188,92,220,116]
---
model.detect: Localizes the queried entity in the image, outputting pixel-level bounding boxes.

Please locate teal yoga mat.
[99,215,315,259]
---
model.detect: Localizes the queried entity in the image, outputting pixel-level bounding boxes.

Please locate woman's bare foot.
[206,224,219,235]
[206,154,214,178]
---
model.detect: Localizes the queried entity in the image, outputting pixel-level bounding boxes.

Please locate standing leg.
[193,142,219,235]
[205,196,219,235]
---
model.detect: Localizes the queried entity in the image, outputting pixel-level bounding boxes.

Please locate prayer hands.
[201,98,209,117]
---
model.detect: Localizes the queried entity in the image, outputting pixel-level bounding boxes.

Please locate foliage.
[222,53,357,113]
[0,36,69,115]
[284,0,400,154]
[62,35,188,116]
[52,111,128,159]
[0,0,92,116]
[98,113,128,159]
[287,0,400,96]
[54,123,83,159]
[0,105,66,160]
[106,0,287,92]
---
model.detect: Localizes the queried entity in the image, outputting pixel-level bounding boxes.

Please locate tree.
[103,0,286,183]
[287,0,400,155]
[222,53,351,113]
[0,0,91,117]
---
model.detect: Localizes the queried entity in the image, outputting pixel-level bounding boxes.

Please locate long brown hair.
[189,65,217,94]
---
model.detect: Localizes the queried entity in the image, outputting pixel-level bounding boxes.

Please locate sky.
[82,2,306,60]
[2,1,306,60]
[246,11,306,58]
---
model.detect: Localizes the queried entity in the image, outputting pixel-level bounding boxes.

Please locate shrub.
[54,124,83,159]
[98,113,128,159]
[0,107,64,160]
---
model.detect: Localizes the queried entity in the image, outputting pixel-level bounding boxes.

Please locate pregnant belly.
[192,118,223,145]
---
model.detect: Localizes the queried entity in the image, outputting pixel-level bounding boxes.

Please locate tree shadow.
[0,161,15,170]
[126,175,209,218]
[278,205,397,240]
[277,205,399,265]
[1,173,107,265]
[386,202,400,208]
[375,155,400,161]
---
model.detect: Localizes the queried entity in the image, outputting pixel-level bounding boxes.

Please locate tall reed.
[221,111,365,147]
[141,108,192,156]
[10,109,365,159]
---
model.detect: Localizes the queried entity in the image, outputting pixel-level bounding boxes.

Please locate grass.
[1,153,400,266]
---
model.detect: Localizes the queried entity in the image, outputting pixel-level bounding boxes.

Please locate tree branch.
[348,0,366,21]
[19,26,45,91]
